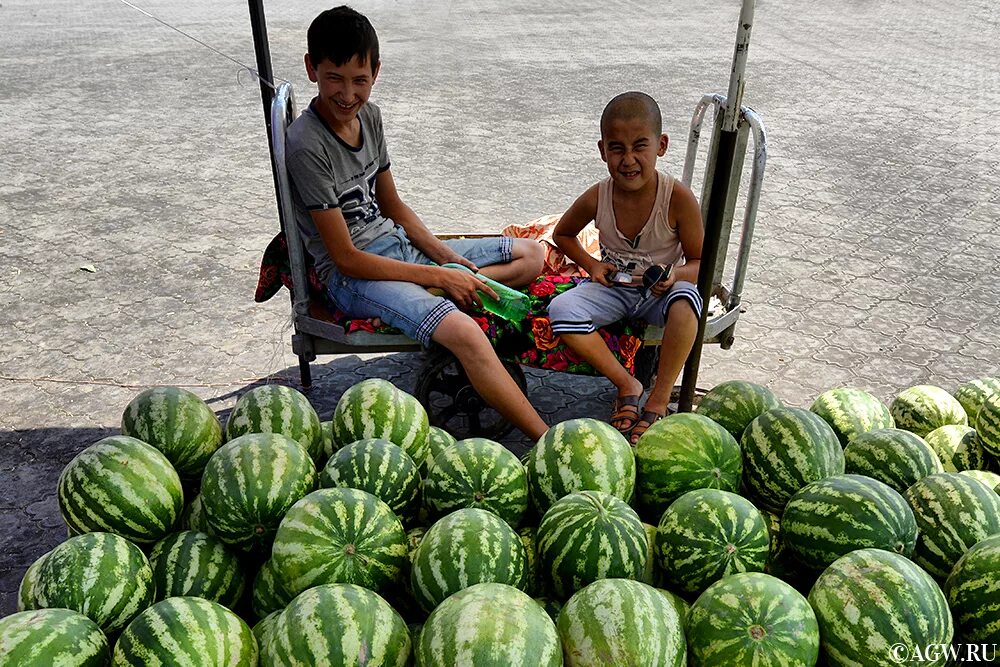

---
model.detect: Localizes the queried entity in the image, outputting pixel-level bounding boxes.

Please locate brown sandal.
[610,395,642,435]
[629,410,666,445]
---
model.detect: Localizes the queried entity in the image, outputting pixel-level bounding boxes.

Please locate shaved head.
[600,91,662,137]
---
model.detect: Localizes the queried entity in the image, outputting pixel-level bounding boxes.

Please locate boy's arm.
[669,181,703,284]
[552,185,616,286]
[374,169,479,271]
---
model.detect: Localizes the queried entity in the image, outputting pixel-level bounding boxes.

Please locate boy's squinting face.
[306,54,379,126]
[599,117,668,193]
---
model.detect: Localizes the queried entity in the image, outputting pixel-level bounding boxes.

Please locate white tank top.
[595,170,684,274]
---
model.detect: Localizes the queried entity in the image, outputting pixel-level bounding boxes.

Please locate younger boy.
[285,6,547,440]
[549,91,704,444]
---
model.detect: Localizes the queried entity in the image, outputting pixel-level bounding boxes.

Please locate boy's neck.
[313,98,362,145]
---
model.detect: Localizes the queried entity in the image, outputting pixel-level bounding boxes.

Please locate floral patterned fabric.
[255,231,647,375]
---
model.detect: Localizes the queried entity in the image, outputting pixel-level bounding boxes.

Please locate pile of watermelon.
[4,374,1000,666]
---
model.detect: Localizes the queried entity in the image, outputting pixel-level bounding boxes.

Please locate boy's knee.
[432,311,489,348]
[514,239,545,274]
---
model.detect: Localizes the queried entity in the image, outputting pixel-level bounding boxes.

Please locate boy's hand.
[649,273,677,297]
[427,242,479,272]
[435,267,498,310]
[588,261,618,287]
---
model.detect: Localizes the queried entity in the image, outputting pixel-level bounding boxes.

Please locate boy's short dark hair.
[600,91,662,137]
[308,6,380,73]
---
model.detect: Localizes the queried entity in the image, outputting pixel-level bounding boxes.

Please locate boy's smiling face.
[306,54,379,128]
[598,117,668,193]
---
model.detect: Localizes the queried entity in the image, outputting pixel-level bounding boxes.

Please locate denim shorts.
[547,279,702,334]
[325,227,514,345]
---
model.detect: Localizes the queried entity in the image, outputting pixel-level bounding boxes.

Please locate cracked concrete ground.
[2,0,999,613]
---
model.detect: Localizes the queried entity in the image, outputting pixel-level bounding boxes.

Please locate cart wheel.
[634,346,660,391]
[414,350,526,441]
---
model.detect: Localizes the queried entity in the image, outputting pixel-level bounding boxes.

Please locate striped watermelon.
[904,472,1000,579]
[954,377,1000,430]
[640,522,659,586]
[808,549,953,666]
[262,583,411,666]
[634,412,742,521]
[843,427,943,494]
[655,488,769,596]
[226,383,323,462]
[557,579,685,667]
[781,474,917,571]
[535,596,563,622]
[416,583,561,667]
[890,384,968,437]
[252,610,282,656]
[519,526,542,596]
[537,490,647,600]
[58,435,183,544]
[120,386,223,478]
[332,378,430,466]
[977,391,1000,457]
[112,596,257,666]
[525,418,635,514]
[688,572,819,667]
[180,492,212,534]
[28,532,154,634]
[411,507,527,612]
[925,424,989,472]
[945,533,1000,643]
[271,487,408,598]
[761,510,811,593]
[422,426,457,474]
[809,387,894,447]
[0,608,109,667]
[200,432,316,553]
[16,549,49,612]
[251,557,294,619]
[741,408,845,513]
[320,420,335,459]
[695,379,782,442]
[319,438,421,523]
[960,469,1000,492]
[148,530,245,609]
[658,587,690,623]
[422,437,528,526]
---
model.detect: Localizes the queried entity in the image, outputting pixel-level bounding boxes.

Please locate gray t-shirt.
[285,99,393,284]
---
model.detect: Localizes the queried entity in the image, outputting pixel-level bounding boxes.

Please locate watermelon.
[808,549,953,667]
[904,472,1000,579]
[0,608,109,667]
[320,419,335,459]
[977,391,1000,457]
[843,427,943,494]
[688,572,819,666]
[112,596,257,666]
[319,438,421,522]
[925,424,989,472]
[16,549,50,612]
[809,387,894,446]
[525,418,635,514]
[960,469,1000,492]
[557,579,685,666]
[954,377,1000,430]
[262,583,411,666]
[536,490,647,600]
[416,583,561,666]
[640,522,659,586]
[657,587,690,623]
[422,437,528,526]
[271,487,408,598]
[226,383,323,461]
[332,378,430,466]
[633,412,742,521]
[58,435,183,544]
[781,473,917,571]
[741,407,845,513]
[411,507,527,612]
[252,610,282,656]
[655,488,769,596]
[422,426,457,474]
[519,526,542,596]
[120,386,223,478]
[29,532,154,634]
[251,557,294,619]
[535,596,563,622]
[200,432,316,552]
[180,492,212,534]
[695,379,782,442]
[149,530,245,609]
[890,384,968,437]
[945,533,1000,643]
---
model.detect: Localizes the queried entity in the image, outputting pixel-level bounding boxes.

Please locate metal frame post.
[248,0,283,224]
[678,0,756,412]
